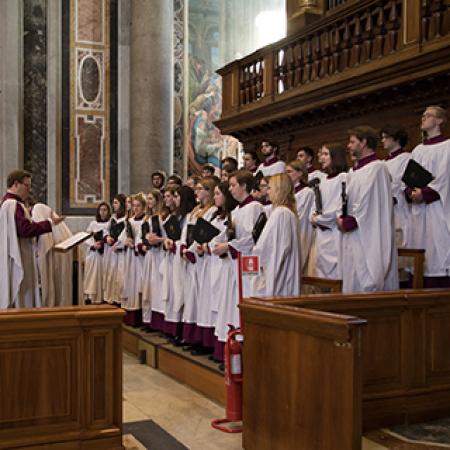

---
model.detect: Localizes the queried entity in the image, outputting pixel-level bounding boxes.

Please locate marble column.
[129,0,173,193]
[23,0,48,203]
[0,0,23,191]
[118,0,131,195]
[46,0,61,211]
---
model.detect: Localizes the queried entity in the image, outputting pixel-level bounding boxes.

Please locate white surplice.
[309,173,346,280]
[83,220,110,304]
[141,216,165,323]
[191,206,218,329]
[409,139,450,276]
[341,160,398,292]
[0,199,40,308]
[256,160,286,177]
[295,186,315,273]
[120,217,145,311]
[384,152,412,249]
[228,199,264,298]
[211,215,239,342]
[103,216,126,305]
[252,206,302,296]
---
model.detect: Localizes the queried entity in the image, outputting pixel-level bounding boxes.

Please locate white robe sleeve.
[228,202,264,254]
[0,200,24,308]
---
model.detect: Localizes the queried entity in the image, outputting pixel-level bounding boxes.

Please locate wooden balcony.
[216,0,450,141]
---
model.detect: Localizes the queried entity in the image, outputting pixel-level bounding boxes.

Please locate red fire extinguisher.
[211,326,244,433]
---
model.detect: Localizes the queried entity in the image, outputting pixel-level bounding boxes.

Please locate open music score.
[54,231,92,253]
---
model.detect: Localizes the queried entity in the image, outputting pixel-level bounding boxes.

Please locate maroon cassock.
[1,192,52,238]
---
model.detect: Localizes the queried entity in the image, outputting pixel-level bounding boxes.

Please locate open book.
[54,231,92,253]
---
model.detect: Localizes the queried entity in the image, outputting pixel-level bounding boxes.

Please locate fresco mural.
[186,0,285,175]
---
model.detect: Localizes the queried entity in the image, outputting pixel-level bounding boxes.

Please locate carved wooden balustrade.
[217,0,450,130]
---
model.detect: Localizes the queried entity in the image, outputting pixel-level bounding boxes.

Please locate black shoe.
[218,363,225,372]
[85,299,92,305]
[191,346,213,356]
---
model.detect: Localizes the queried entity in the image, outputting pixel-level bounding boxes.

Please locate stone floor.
[123,352,388,450]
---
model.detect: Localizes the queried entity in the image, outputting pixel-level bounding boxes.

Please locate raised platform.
[122,324,226,405]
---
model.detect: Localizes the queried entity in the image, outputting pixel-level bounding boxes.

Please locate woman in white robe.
[120,193,146,326]
[308,144,348,281]
[213,170,264,332]
[141,189,165,329]
[208,182,239,362]
[103,194,127,305]
[83,202,111,304]
[162,186,196,339]
[286,160,315,273]
[182,177,218,353]
[253,173,302,297]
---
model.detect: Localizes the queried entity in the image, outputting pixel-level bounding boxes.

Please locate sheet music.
[54,231,92,252]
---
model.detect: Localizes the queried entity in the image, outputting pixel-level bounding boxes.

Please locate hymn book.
[54,231,92,253]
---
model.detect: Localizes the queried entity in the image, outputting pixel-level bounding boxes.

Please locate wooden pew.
[241,289,450,450]
[301,276,342,293]
[0,305,124,450]
[302,248,425,293]
[241,301,366,450]
[398,248,425,288]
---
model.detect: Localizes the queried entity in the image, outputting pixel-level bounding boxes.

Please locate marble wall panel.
[62,0,116,213]
[75,115,104,202]
[76,0,103,44]
[23,0,47,202]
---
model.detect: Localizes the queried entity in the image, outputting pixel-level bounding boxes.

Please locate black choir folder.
[252,212,267,243]
[163,215,182,241]
[192,217,220,244]
[402,159,433,188]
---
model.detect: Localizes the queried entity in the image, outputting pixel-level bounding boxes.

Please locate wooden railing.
[276,0,403,94]
[218,0,450,121]
[326,0,349,11]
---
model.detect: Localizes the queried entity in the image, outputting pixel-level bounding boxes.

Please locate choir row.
[82,105,449,360]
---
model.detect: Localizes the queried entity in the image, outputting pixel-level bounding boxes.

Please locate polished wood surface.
[241,301,366,450]
[302,275,343,292]
[0,306,124,450]
[244,289,450,437]
[398,248,425,288]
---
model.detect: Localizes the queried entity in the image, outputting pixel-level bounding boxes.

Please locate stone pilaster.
[129,0,173,192]
[0,0,23,191]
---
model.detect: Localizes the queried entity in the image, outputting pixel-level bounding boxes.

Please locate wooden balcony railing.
[218,0,450,121]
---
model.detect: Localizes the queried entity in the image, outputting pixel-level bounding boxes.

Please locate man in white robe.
[0,170,64,308]
[213,170,264,302]
[337,127,398,293]
[380,125,411,249]
[256,140,286,177]
[406,106,450,287]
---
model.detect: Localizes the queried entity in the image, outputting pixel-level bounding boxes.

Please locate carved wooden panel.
[242,304,364,450]
[0,336,80,430]
[427,308,450,380]
[361,312,403,389]
[0,306,124,450]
